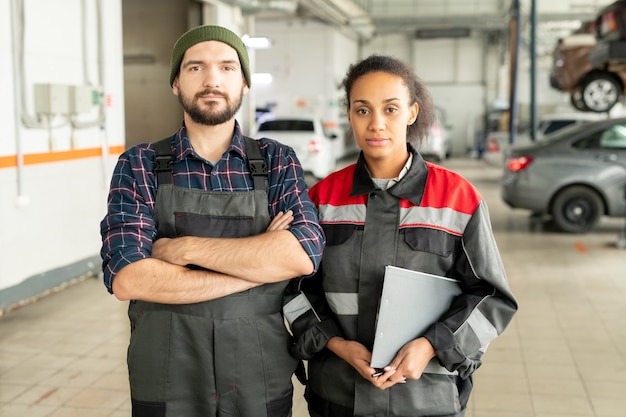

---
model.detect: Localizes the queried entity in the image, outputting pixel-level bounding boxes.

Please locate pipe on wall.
[10,0,27,206]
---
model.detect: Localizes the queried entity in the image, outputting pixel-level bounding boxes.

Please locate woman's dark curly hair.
[342,55,435,147]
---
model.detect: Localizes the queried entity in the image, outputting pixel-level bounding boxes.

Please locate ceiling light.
[242,35,273,49]
[252,73,273,84]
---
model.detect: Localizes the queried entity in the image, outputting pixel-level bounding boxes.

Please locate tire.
[570,91,590,112]
[580,73,621,113]
[550,186,603,233]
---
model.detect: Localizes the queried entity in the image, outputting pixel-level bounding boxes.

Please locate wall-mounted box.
[34,83,70,115]
[69,85,97,114]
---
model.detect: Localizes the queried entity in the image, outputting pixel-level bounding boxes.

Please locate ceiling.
[234,0,617,45]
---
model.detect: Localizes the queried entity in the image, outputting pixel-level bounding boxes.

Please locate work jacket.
[283,146,518,417]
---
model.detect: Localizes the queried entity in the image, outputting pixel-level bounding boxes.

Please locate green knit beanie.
[169,25,251,87]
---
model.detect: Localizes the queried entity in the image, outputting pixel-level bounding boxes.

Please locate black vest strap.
[243,136,268,191]
[152,136,268,191]
[154,137,174,185]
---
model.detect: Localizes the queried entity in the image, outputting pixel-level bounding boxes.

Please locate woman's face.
[347,71,418,164]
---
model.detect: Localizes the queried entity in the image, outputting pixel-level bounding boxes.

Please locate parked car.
[550,30,626,113]
[483,112,608,166]
[502,117,626,233]
[419,107,452,162]
[254,116,337,179]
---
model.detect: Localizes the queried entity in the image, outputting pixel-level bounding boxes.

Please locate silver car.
[254,116,337,179]
[502,117,626,233]
[420,107,452,162]
[483,112,608,167]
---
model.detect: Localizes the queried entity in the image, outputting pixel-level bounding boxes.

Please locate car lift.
[618,183,626,249]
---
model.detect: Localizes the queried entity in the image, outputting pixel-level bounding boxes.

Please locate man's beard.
[179,87,244,126]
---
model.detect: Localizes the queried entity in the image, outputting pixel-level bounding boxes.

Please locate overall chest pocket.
[175,212,254,238]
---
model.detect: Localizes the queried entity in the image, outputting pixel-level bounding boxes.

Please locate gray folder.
[370,265,462,369]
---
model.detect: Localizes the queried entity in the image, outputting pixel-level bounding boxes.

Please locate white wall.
[363,33,492,155]
[254,23,498,156]
[0,0,125,310]
[254,19,359,157]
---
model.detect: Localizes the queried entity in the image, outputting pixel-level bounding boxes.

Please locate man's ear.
[172,77,180,96]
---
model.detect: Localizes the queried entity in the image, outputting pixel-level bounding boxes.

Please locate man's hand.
[151,237,185,266]
[267,210,294,231]
[151,211,295,265]
[113,212,305,303]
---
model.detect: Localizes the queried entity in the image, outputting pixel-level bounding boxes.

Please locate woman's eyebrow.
[352,97,401,104]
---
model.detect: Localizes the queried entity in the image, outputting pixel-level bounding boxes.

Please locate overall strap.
[243,136,268,191]
[153,137,174,185]
[153,135,268,191]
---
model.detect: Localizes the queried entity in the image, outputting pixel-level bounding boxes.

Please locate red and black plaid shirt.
[100,122,324,293]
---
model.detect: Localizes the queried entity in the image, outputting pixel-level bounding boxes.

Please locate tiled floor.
[1,157,625,417]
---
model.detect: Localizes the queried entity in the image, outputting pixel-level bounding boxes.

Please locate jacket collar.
[350,143,428,206]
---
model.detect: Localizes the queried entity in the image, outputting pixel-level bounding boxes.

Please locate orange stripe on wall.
[0,145,126,169]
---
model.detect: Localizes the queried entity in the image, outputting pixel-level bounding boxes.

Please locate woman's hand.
[386,337,437,381]
[326,337,407,390]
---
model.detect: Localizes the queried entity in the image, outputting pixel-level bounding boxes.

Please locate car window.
[572,132,603,149]
[258,119,314,132]
[572,123,626,150]
[543,122,588,143]
[541,120,576,135]
[599,124,626,149]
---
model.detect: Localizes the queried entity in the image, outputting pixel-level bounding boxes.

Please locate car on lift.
[550,30,626,113]
[502,117,626,233]
[589,1,626,90]
[254,116,337,179]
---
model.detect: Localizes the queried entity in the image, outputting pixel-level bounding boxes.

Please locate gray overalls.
[127,137,297,417]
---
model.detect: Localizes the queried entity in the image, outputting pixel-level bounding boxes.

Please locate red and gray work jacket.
[283,147,518,417]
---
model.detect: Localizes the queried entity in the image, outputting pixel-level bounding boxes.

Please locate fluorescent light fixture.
[242,35,273,49]
[252,73,273,84]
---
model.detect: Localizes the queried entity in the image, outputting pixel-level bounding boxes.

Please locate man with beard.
[100,25,325,417]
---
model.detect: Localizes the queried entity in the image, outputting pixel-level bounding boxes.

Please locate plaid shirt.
[100,122,325,293]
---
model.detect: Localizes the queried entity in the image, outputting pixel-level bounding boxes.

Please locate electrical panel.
[34,83,70,115]
[34,83,100,115]
[69,85,96,114]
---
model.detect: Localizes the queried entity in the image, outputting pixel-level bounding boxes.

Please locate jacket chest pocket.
[396,227,460,272]
[320,224,362,291]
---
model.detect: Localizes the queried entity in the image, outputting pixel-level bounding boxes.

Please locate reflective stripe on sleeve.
[283,293,319,326]
[424,358,459,375]
[467,308,499,352]
[326,292,359,315]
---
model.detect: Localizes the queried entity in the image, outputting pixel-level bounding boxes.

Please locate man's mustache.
[196,89,226,98]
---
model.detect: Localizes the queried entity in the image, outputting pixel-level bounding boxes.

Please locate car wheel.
[570,91,589,112]
[550,186,603,233]
[580,73,621,113]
